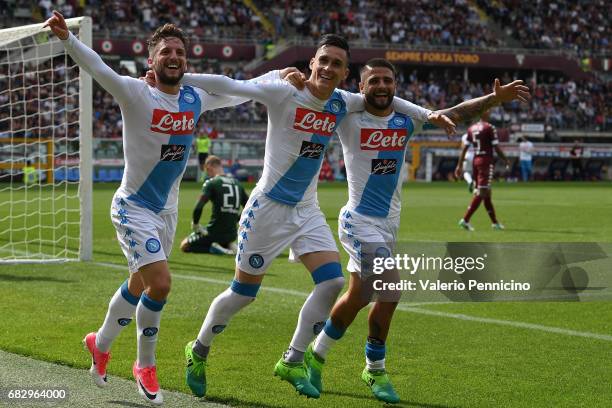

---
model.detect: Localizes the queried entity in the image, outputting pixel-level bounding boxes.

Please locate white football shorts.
[236,189,338,275]
[338,205,399,276]
[110,194,176,273]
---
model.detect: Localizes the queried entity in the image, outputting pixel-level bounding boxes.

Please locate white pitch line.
[94,262,612,342]
[395,304,612,342]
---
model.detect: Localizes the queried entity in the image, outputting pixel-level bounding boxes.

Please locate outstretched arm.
[393,97,457,135]
[183,73,289,107]
[44,10,132,102]
[194,68,302,111]
[437,79,531,124]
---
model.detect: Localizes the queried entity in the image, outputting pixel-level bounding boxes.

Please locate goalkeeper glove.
[191,222,208,236]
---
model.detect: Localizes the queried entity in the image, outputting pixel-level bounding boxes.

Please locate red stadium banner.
[253,46,589,79]
[93,39,255,60]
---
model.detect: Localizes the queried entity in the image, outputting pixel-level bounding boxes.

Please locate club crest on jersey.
[371,158,397,175]
[299,141,324,159]
[182,91,196,104]
[328,99,343,114]
[150,109,195,135]
[145,238,161,253]
[393,116,406,127]
[293,108,336,136]
[361,129,407,151]
[160,144,186,161]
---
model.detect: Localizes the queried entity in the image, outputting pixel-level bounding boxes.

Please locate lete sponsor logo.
[160,144,186,161]
[371,158,398,175]
[150,109,195,135]
[361,128,408,151]
[293,108,336,136]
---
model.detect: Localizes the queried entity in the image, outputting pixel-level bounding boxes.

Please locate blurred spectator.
[482,0,610,56]
[2,0,268,40]
[518,136,534,181]
[319,159,334,181]
[570,139,584,180]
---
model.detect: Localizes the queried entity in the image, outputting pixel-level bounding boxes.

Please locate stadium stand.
[478,0,610,55]
[3,0,269,40]
[1,1,610,182]
[256,0,505,47]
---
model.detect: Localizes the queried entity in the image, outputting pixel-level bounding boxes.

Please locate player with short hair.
[299,59,529,404]
[180,155,248,255]
[455,111,510,231]
[178,34,456,399]
[44,11,292,405]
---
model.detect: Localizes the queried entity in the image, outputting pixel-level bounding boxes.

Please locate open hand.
[493,78,531,104]
[281,67,306,90]
[428,112,456,136]
[139,70,156,87]
[43,10,69,41]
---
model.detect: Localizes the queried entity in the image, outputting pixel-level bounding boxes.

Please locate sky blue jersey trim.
[266,91,347,206]
[128,86,201,213]
[355,113,414,217]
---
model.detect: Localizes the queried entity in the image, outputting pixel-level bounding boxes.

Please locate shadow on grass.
[324,390,460,408]
[0,273,75,283]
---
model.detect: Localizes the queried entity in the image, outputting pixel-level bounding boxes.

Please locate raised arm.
[44,11,133,102]
[392,97,457,135]
[437,78,531,124]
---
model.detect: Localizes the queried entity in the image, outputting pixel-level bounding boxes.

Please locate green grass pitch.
[1,181,611,407]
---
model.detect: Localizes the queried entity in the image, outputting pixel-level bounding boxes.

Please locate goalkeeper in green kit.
[180,155,248,255]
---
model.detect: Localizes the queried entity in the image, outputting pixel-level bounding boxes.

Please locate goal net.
[0,17,92,263]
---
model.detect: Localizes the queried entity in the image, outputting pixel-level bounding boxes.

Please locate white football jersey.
[182,74,430,208]
[183,74,368,206]
[338,107,428,219]
[63,33,269,214]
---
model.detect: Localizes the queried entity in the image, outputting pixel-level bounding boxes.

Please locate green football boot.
[304,344,324,393]
[273,358,320,398]
[184,340,207,397]
[361,368,400,404]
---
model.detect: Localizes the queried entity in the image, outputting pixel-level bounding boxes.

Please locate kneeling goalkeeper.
[180,155,248,255]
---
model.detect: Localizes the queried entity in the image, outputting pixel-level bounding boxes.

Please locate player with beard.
[287,59,529,403]
[44,11,294,404]
[173,34,456,400]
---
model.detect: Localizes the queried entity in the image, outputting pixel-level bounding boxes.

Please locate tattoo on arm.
[438,93,499,124]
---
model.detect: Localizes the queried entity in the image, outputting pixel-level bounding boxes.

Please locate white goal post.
[0,17,92,263]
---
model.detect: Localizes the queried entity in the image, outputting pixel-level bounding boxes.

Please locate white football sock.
[96,280,139,353]
[197,281,258,347]
[136,294,165,367]
[287,276,344,361]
